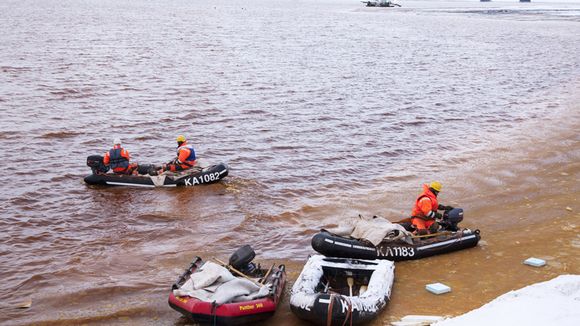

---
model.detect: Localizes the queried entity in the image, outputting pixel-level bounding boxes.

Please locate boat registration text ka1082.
[183,172,221,186]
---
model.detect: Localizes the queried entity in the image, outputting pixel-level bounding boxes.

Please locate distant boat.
[362,0,401,7]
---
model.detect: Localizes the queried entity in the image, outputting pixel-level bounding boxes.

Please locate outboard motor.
[441,208,464,231]
[86,155,109,174]
[229,245,257,275]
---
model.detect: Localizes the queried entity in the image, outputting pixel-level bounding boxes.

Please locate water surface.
[0,0,579,324]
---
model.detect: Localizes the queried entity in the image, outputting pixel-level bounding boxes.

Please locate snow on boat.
[290,255,394,325]
[311,209,481,261]
[169,246,286,325]
[84,155,228,187]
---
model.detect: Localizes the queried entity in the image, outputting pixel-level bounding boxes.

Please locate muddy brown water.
[0,0,579,325]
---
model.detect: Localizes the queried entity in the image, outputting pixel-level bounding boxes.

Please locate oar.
[411,231,452,239]
[260,263,275,285]
[394,217,412,224]
[359,285,368,295]
[347,277,354,297]
[213,258,262,287]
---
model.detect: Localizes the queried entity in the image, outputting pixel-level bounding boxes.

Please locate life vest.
[411,184,439,219]
[109,148,129,170]
[177,143,196,167]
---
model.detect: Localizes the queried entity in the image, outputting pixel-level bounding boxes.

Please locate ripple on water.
[0,0,579,324]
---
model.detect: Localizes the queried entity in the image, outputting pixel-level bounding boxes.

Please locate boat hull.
[311,229,480,261]
[168,257,286,325]
[290,255,395,325]
[84,163,228,187]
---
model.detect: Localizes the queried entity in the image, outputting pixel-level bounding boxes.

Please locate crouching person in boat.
[411,181,454,235]
[103,138,138,175]
[159,135,197,174]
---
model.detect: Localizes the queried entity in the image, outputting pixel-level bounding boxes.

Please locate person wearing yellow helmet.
[159,135,197,173]
[410,181,454,235]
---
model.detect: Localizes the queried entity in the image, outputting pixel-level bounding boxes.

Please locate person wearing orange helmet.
[103,138,138,175]
[161,135,197,173]
[410,181,454,235]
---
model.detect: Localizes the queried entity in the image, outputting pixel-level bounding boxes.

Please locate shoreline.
[8,84,579,326]
[193,107,579,326]
[267,89,580,325]
[1,1,579,324]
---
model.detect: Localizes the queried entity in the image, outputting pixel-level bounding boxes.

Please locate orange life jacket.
[411,184,439,219]
[176,142,196,168]
[104,145,130,173]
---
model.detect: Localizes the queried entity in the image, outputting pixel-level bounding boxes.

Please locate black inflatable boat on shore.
[290,255,394,325]
[311,228,480,261]
[84,155,228,187]
[312,208,481,261]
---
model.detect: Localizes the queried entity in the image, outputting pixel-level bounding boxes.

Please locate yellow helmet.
[429,181,442,192]
[176,135,186,143]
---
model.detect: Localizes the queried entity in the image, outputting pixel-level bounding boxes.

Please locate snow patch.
[435,275,580,326]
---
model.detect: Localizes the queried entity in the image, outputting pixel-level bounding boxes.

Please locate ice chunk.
[401,315,445,323]
[426,283,451,295]
[523,257,546,267]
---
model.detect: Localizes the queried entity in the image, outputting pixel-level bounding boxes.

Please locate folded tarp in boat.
[173,262,270,305]
[326,215,413,245]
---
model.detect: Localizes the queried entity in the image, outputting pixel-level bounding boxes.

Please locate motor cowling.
[87,155,110,174]
[441,208,463,231]
[229,245,256,274]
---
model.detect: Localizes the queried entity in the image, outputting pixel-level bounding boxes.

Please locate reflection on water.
[0,0,579,324]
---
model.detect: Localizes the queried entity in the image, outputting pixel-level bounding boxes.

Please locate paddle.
[394,217,412,224]
[359,285,368,295]
[411,231,452,239]
[260,263,275,285]
[213,258,262,287]
[347,277,354,297]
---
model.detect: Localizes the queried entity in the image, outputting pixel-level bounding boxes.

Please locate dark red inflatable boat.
[169,249,286,325]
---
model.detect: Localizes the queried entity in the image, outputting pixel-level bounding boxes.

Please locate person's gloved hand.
[434,212,443,219]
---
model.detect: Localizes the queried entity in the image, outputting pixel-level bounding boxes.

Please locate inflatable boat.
[312,208,481,261]
[169,246,286,325]
[290,255,394,325]
[311,228,480,261]
[84,155,228,187]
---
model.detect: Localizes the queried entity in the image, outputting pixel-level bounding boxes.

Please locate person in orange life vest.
[162,135,197,172]
[103,138,138,175]
[410,181,454,235]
